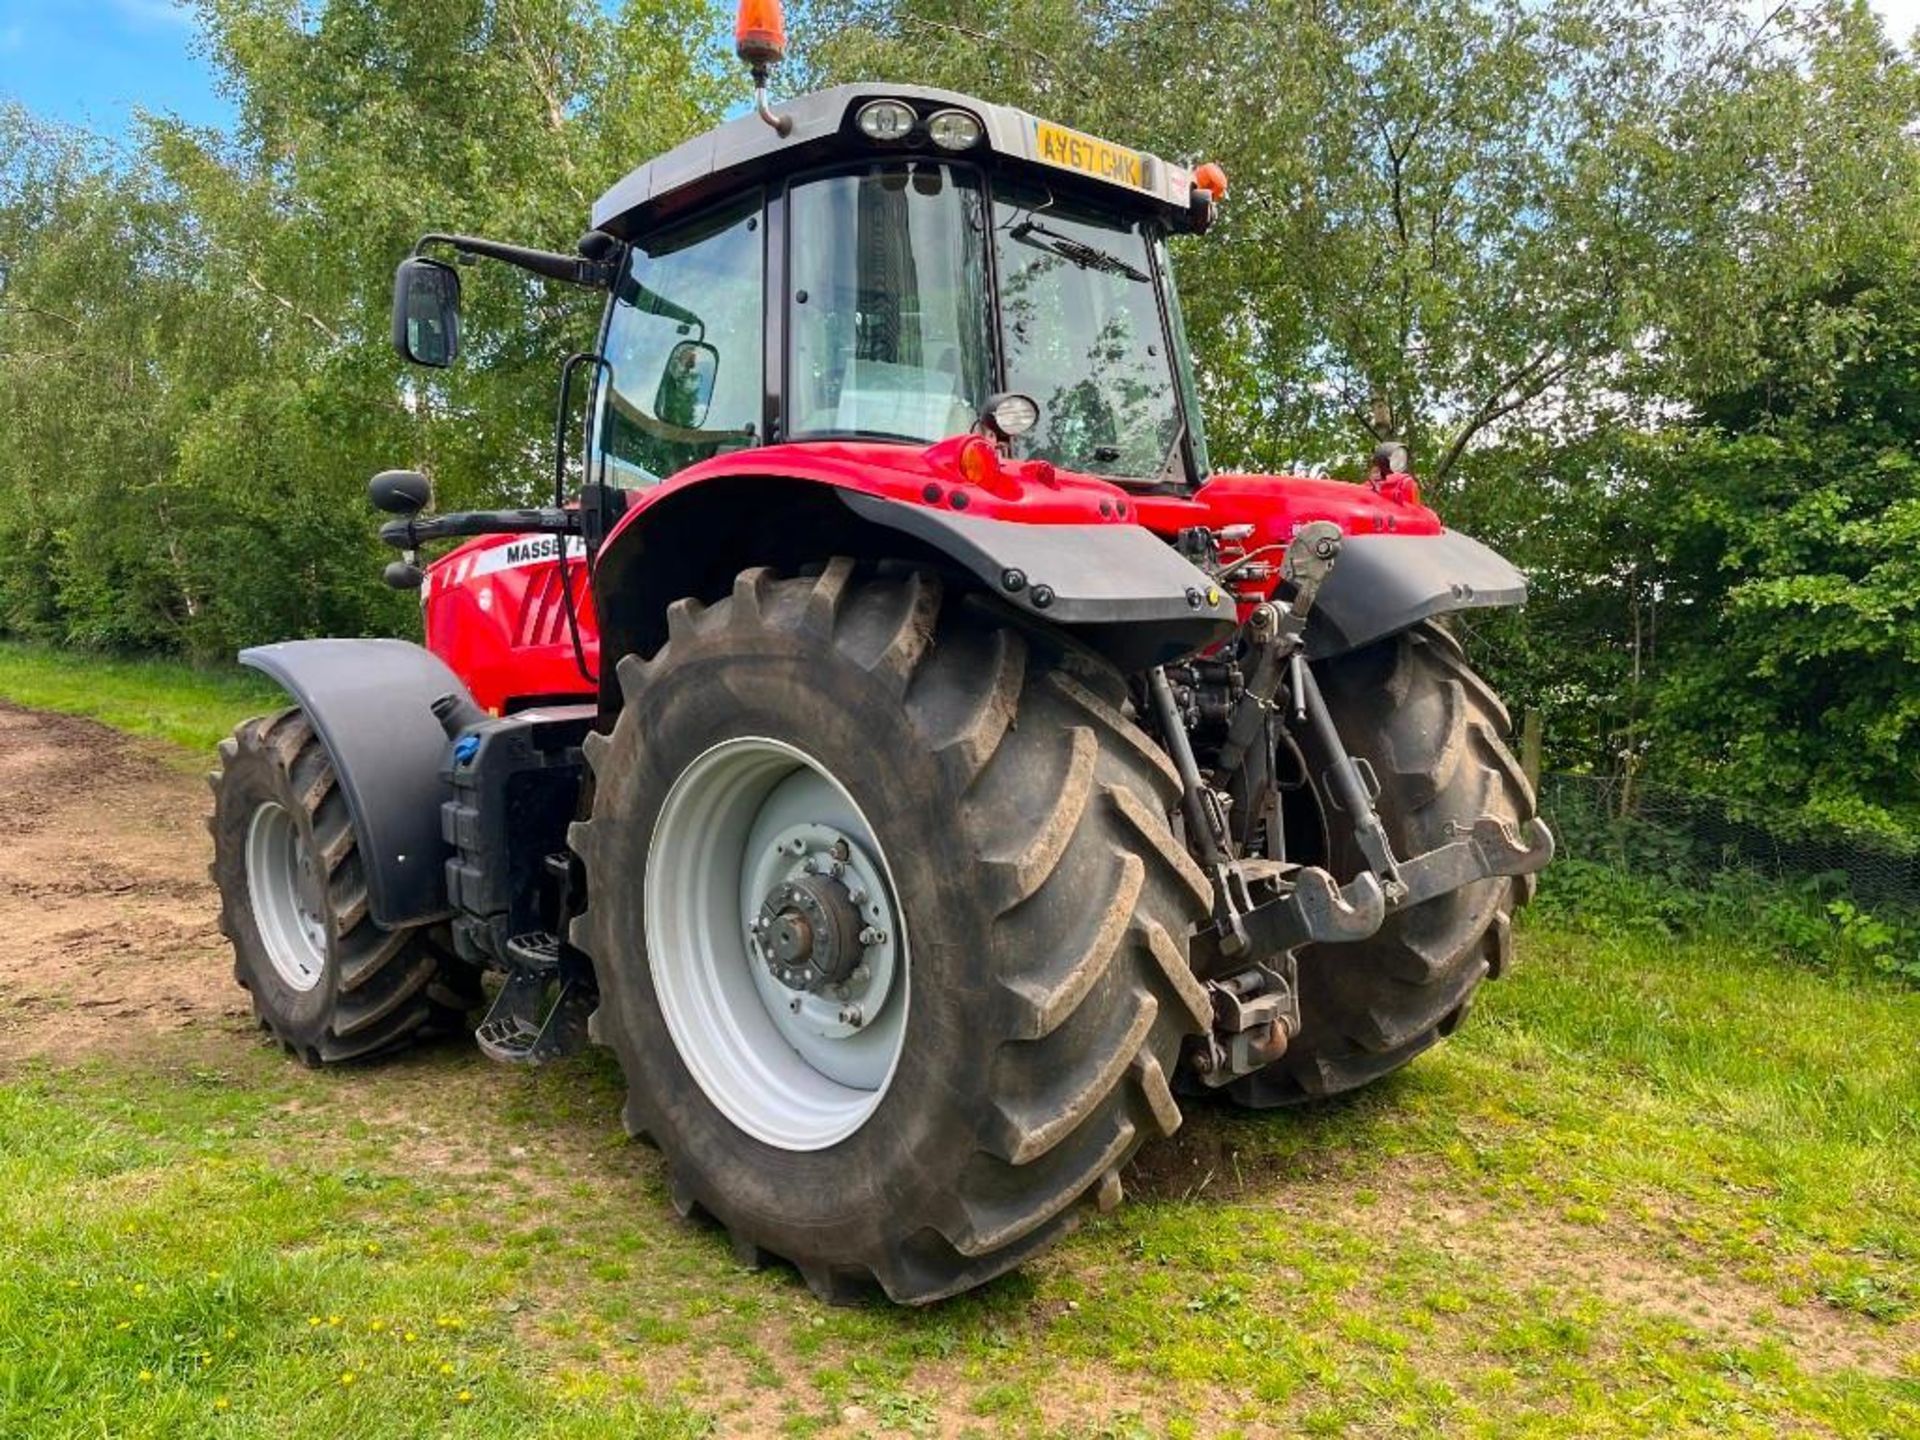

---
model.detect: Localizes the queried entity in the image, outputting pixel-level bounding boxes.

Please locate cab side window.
[600,193,764,484]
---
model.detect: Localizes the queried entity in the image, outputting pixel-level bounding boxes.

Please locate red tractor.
[210,6,1551,1304]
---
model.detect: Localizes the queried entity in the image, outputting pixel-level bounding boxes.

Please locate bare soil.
[0,701,251,1067]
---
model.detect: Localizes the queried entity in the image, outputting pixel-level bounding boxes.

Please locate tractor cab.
[586,83,1223,495]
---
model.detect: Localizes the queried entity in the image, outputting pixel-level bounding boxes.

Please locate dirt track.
[0,701,251,1065]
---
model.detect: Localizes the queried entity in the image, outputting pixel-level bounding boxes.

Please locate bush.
[1532,857,1920,984]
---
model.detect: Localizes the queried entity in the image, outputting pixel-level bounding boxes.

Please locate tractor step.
[474,968,594,1064]
[505,929,562,973]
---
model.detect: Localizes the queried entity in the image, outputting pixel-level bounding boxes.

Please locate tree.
[807,0,1789,482]
[1450,2,1920,836]
[0,1,725,659]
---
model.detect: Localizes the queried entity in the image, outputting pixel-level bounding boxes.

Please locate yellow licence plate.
[1032,120,1151,191]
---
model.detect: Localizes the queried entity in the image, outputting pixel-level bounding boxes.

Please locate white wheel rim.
[245,800,329,992]
[645,737,910,1151]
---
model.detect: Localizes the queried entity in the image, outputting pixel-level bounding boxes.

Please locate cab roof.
[590,83,1201,239]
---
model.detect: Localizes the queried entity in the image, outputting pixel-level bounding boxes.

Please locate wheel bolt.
[858,926,887,946]
[838,1004,863,1028]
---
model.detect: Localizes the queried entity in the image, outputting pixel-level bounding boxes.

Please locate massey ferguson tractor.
[209,1,1552,1304]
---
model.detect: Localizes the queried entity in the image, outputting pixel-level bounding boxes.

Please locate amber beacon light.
[736,0,792,135]
[1193,162,1229,201]
[736,0,787,68]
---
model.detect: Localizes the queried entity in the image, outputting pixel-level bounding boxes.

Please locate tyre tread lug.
[983,726,1094,905]
[1000,854,1143,1040]
[986,994,1156,1165]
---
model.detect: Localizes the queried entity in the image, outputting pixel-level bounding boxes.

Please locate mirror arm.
[378,509,578,549]
[413,233,616,290]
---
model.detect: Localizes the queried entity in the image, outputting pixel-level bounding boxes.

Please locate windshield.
[992,180,1184,481]
[781,162,1194,482]
[787,164,993,443]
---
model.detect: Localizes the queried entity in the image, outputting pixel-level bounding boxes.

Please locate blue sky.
[0,0,231,136]
[4,0,1919,142]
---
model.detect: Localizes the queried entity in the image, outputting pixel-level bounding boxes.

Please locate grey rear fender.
[840,492,1238,670]
[1307,530,1528,660]
[588,475,1240,683]
[238,638,472,929]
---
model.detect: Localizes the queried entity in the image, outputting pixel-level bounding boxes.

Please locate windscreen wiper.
[1009,220,1151,284]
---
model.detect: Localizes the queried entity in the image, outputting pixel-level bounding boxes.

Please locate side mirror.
[392,256,461,368]
[369,468,432,515]
[654,339,719,428]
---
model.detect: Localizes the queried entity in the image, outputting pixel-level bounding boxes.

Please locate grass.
[2,644,1918,1435]
[4,930,1916,1437]
[0,640,278,753]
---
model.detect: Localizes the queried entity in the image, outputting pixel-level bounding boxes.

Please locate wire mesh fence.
[1536,772,1920,911]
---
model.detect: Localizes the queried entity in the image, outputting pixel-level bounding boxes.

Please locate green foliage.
[1535,858,1920,984]
[0,2,724,663]
[1456,261,1920,840]
[1536,772,1920,980]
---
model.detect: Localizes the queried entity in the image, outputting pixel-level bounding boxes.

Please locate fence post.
[1520,709,1544,792]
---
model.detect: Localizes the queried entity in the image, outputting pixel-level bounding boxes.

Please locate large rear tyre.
[569,563,1214,1303]
[210,709,479,1065]
[1228,622,1536,1106]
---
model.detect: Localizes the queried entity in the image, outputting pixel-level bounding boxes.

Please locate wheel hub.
[744,823,895,1038]
[757,871,866,991]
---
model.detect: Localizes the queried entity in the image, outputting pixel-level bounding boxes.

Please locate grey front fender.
[1307,529,1528,659]
[239,638,471,928]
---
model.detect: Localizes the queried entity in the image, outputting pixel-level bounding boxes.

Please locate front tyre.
[210,709,478,1065]
[570,563,1214,1303]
